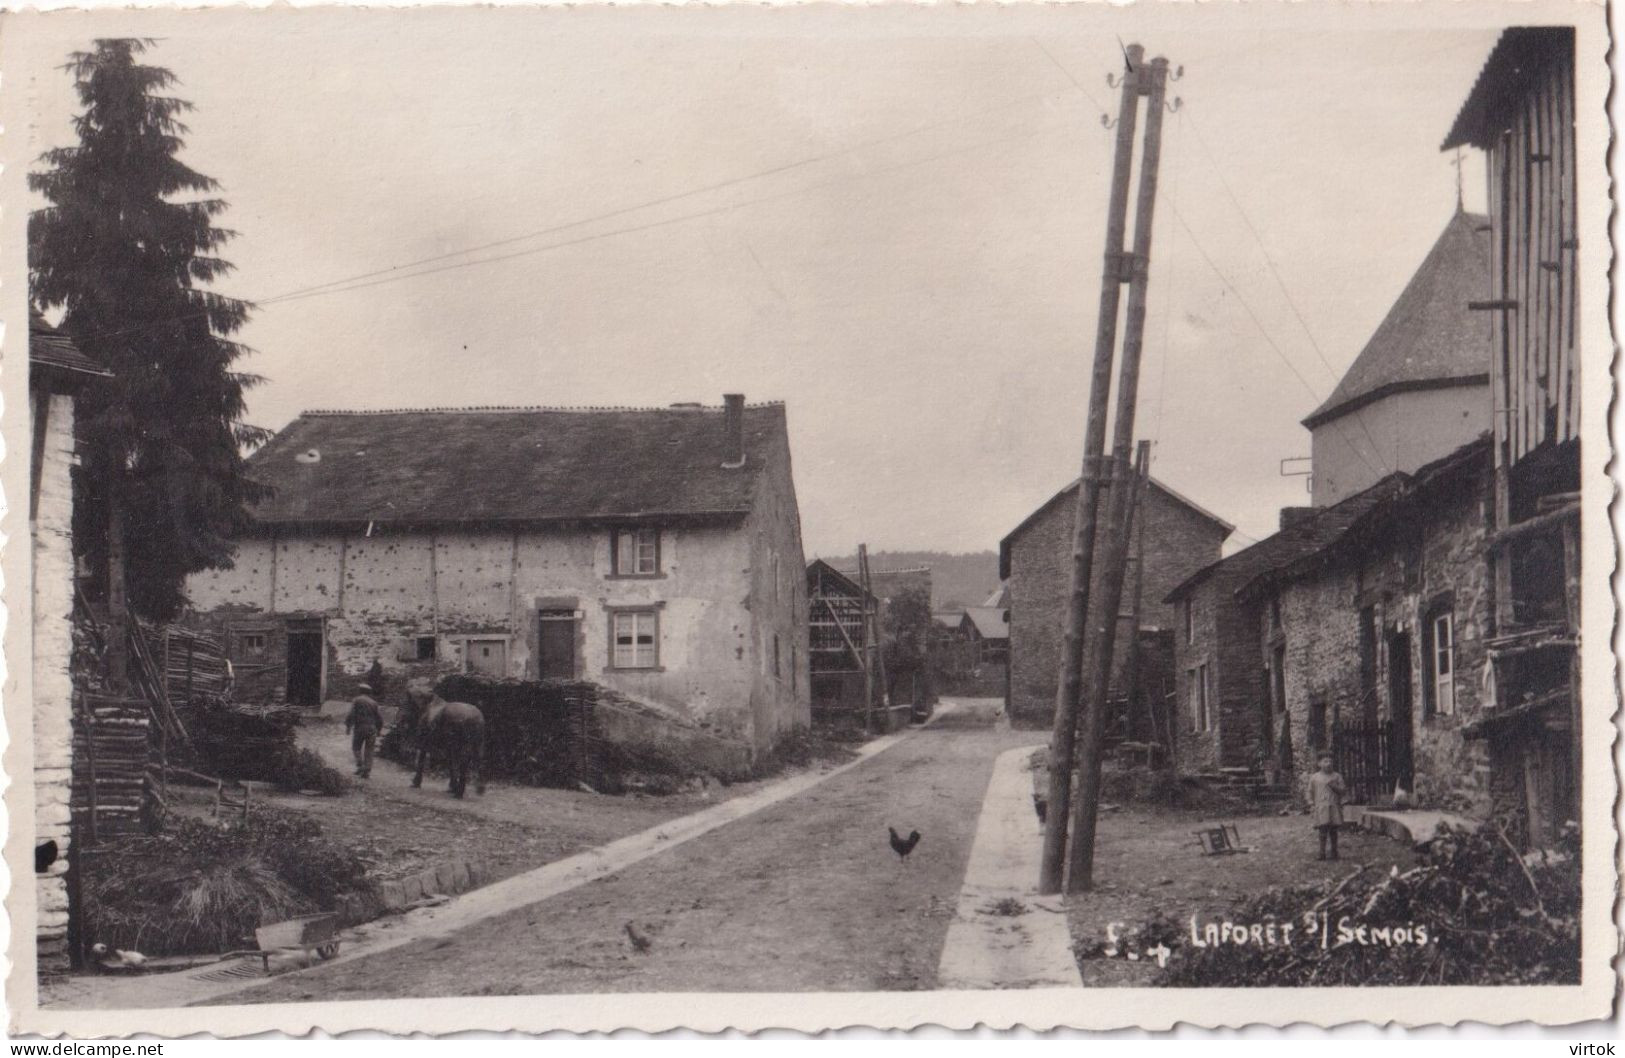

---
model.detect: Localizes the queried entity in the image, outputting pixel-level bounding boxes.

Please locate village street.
[215,700,1041,1001]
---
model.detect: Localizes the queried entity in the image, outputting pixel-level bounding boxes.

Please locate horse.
[404,688,487,798]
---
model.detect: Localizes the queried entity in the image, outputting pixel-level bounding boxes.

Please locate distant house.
[29,313,111,973]
[186,395,809,758]
[1442,26,1579,848]
[1000,477,1233,728]
[1302,208,1493,507]
[960,603,1009,665]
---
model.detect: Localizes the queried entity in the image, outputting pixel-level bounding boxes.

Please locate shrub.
[80,803,369,957]
[1152,822,1580,986]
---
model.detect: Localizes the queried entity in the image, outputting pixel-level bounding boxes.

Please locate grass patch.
[81,803,369,958]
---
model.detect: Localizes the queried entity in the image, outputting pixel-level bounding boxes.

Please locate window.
[611,611,659,669]
[1269,597,1282,633]
[1189,663,1212,733]
[612,528,661,576]
[1427,611,1455,716]
[773,633,782,679]
[415,636,436,661]
[240,633,266,654]
[1184,599,1194,645]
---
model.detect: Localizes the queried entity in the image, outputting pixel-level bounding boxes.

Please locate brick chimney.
[1280,506,1316,531]
[722,393,746,468]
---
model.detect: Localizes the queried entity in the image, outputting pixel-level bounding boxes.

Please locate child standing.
[1309,752,1346,861]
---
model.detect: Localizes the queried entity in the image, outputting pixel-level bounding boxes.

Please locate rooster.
[888,826,921,864]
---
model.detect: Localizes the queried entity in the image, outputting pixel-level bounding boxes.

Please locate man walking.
[346,683,385,778]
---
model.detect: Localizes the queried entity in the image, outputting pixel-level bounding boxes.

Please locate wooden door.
[538,611,577,680]
[286,632,324,706]
[466,638,507,677]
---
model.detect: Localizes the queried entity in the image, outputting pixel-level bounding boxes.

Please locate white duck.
[91,943,148,971]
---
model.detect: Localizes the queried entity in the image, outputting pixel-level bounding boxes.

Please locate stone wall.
[1172,568,1265,774]
[1006,484,1229,727]
[32,391,78,973]
[1264,465,1493,814]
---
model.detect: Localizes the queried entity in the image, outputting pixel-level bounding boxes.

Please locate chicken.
[91,943,148,971]
[624,922,652,954]
[888,826,921,862]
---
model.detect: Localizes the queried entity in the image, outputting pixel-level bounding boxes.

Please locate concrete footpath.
[936,743,1082,990]
[47,709,949,1011]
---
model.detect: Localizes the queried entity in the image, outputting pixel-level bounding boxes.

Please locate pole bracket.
[1105,251,1150,283]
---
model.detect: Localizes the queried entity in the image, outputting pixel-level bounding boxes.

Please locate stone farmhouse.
[185,395,810,757]
[999,477,1233,729]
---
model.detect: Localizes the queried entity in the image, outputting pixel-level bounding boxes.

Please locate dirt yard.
[1062,806,1418,985]
[176,703,818,888]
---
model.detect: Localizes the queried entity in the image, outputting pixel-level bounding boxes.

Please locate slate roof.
[242,402,787,529]
[1236,437,1491,602]
[1301,210,1491,430]
[1163,478,1405,605]
[962,606,1010,641]
[30,311,110,379]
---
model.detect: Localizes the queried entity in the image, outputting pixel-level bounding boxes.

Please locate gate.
[1332,718,1396,805]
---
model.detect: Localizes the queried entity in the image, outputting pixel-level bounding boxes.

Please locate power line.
[264,117,1081,305]
[1181,106,1393,475]
[62,112,1086,342]
[269,84,1086,303]
[1168,205,1388,483]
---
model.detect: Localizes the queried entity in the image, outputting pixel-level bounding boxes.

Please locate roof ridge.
[301,402,786,417]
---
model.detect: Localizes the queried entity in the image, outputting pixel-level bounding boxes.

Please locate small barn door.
[1387,631,1415,791]
[286,625,325,706]
[466,638,508,677]
[538,611,577,680]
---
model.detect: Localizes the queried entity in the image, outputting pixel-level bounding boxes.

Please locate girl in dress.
[1309,752,1347,860]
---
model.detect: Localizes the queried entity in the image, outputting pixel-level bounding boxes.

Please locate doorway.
[286,625,325,706]
[538,610,577,680]
[1387,631,1415,790]
[466,638,508,677]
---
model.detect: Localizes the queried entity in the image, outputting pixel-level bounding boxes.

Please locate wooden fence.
[1332,718,1399,805]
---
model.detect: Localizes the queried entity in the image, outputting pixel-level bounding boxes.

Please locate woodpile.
[71,695,163,844]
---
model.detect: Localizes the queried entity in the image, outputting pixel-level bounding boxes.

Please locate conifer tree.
[30,38,267,621]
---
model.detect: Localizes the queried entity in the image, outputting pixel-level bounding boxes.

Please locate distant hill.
[816,550,1001,612]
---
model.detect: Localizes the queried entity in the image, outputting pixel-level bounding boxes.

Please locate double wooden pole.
[1040,47,1173,894]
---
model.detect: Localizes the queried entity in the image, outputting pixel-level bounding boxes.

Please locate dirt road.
[219,700,1028,1001]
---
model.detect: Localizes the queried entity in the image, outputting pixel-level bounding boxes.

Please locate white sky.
[10,6,1508,557]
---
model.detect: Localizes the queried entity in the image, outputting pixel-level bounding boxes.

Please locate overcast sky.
[11,6,1509,558]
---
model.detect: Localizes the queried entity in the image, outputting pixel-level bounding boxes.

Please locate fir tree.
[30,38,268,621]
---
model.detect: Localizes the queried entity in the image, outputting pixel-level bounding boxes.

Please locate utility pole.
[1067,55,1175,893]
[1039,43,1146,895]
[858,544,878,735]
[1121,442,1152,753]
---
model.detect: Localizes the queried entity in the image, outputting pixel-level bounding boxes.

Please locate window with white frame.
[611,610,659,668]
[1189,663,1212,733]
[1429,611,1455,716]
[612,527,660,576]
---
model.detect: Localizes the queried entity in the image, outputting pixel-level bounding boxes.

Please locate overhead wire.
[1168,204,1388,483]
[1181,106,1393,475]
